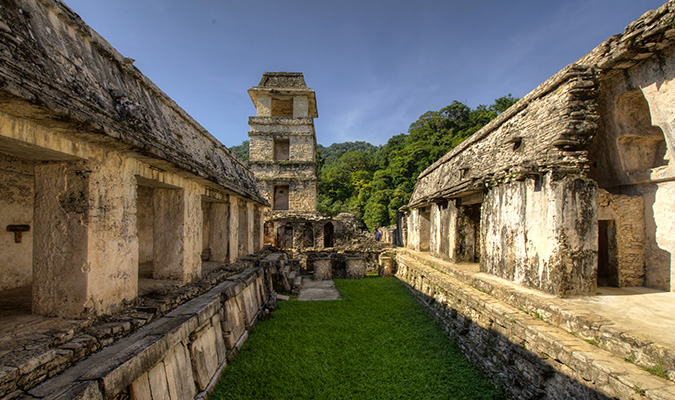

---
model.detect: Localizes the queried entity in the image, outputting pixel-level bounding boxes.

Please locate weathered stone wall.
[255,179,317,213]
[481,175,598,296]
[249,127,316,163]
[0,107,266,318]
[408,63,598,208]
[0,153,33,291]
[403,1,675,294]
[587,39,675,290]
[24,266,270,400]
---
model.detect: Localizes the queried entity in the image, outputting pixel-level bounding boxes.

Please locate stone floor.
[571,285,675,348]
[472,269,675,349]
[0,285,84,360]
[297,278,341,301]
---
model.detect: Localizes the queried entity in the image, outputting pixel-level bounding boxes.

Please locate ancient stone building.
[0,0,268,320]
[248,72,318,213]
[0,0,277,397]
[247,72,350,253]
[400,3,675,297]
[394,5,675,398]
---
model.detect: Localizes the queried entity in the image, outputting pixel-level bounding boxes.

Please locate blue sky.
[64,1,666,148]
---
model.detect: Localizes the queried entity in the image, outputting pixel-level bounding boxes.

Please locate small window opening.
[274,139,290,161]
[271,98,293,117]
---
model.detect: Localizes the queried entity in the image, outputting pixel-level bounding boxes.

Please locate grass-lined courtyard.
[210,277,505,400]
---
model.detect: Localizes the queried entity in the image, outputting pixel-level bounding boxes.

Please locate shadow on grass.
[209,276,506,400]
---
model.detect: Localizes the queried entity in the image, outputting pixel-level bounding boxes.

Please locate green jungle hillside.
[230,95,518,230]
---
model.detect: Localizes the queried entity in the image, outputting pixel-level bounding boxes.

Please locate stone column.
[153,188,184,280]
[228,195,239,264]
[237,201,248,257]
[430,203,441,258]
[246,202,254,255]
[33,157,137,318]
[208,201,229,263]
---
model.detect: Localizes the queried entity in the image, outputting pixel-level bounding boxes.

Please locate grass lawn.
[209,276,505,400]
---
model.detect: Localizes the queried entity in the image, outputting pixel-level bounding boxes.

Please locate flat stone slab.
[297,279,341,301]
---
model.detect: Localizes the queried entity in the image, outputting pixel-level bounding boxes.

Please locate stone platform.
[0,258,261,398]
[297,278,341,301]
[397,248,675,399]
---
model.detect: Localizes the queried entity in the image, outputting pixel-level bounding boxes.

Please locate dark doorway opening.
[598,219,619,287]
[324,222,334,248]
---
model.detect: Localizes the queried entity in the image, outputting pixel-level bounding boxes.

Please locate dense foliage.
[211,277,505,400]
[230,140,249,162]
[318,96,518,229]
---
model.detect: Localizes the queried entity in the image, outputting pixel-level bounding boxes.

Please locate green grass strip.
[210,277,505,400]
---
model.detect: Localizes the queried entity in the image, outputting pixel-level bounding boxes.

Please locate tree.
[230,140,249,162]
[315,95,519,228]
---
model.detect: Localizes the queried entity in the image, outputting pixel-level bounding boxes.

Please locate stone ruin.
[394,2,675,399]
[247,72,389,277]
[0,0,276,398]
[0,0,673,398]
[400,4,675,296]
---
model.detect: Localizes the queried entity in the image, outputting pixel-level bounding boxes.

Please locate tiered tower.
[247,72,318,214]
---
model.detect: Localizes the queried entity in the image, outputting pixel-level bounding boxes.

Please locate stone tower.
[248,72,318,214]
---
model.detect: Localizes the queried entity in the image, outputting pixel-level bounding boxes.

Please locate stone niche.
[587,44,675,291]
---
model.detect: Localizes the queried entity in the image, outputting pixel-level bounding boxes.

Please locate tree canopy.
[317,95,518,230]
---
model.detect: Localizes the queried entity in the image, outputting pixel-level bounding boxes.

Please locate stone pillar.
[408,208,421,251]
[228,195,239,264]
[153,189,184,280]
[345,257,366,279]
[247,202,254,255]
[238,201,248,257]
[254,205,264,251]
[208,202,229,263]
[152,186,201,282]
[314,258,332,280]
[430,203,441,258]
[33,157,137,318]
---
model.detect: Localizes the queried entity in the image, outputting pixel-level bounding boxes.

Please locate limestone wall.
[586,41,675,290]
[481,175,598,296]
[24,266,270,400]
[0,109,265,318]
[408,63,597,208]
[597,189,646,287]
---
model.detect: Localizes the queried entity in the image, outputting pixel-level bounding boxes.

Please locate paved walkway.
[297,278,341,301]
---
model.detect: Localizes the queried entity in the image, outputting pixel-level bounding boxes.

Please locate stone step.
[397,248,675,384]
[288,270,297,282]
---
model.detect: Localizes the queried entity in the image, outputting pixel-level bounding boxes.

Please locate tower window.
[273,185,289,210]
[274,139,290,161]
[271,98,293,117]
